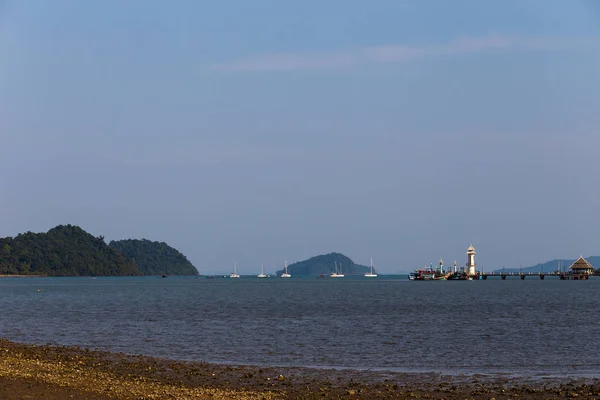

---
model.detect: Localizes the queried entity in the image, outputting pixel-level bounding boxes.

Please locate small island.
[277,252,370,276]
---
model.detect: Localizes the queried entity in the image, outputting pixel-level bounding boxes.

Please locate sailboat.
[230,262,240,278]
[281,261,291,278]
[330,261,344,278]
[364,258,378,277]
[257,262,267,278]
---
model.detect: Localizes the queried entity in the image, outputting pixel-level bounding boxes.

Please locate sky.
[1,0,600,274]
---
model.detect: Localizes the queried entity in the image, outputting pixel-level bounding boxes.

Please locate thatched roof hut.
[568,256,595,275]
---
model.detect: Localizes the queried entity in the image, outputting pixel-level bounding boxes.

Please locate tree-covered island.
[109,239,198,276]
[277,252,370,276]
[0,225,197,276]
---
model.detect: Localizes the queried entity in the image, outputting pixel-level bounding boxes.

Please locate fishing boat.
[364,257,377,277]
[230,262,240,278]
[412,260,451,281]
[413,266,436,280]
[281,261,291,278]
[257,262,267,278]
[330,261,344,278]
[447,272,465,280]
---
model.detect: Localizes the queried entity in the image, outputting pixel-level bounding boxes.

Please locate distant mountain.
[493,256,600,273]
[277,252,370,276]
[0,225,139,276]
[109,239,198,276]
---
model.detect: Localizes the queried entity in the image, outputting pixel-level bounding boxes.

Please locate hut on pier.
[567,256,595,280]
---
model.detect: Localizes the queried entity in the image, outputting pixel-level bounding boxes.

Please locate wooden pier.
[421,252,597,281]
[474,271,591,280]
[476,257,597,280]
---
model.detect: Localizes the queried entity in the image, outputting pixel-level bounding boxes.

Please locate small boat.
[257,263,268,278]
[414,266,436,280]
[230,262,240,278]
[411,263,451,281]
[281,261,291,278]
[330,261,344,278]
[364,258,378,277]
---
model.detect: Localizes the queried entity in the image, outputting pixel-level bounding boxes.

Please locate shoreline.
[1,339,600,399]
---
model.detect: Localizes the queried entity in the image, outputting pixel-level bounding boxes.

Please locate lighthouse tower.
[466,245,476,276]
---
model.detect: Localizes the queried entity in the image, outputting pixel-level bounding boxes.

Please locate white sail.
[331,261,344,277]
[257,262,267,278]
[230,262,240,278]
[364,257,378,277]
[281,261,291,278]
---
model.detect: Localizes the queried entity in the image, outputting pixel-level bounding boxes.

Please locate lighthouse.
[466,245,476,276]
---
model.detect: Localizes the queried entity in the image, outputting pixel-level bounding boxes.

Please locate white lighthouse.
[466,245,476,276]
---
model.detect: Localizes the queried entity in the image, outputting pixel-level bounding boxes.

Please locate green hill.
[0,225,140,276]
[109,239,198,276]
[278,252,369,276]
[493,256,600,274]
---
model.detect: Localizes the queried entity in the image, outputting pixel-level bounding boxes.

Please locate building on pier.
[567,256,595,280]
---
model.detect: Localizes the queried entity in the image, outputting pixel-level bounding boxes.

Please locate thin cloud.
[212,52,354,72]
[212,35,596,72]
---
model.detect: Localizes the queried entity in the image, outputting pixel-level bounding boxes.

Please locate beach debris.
[0,339,282,400]
[2,339,600,400]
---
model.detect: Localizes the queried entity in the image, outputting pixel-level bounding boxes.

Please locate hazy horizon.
[2,1,599,274]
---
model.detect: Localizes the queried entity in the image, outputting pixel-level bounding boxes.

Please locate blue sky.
[1,1,600,274]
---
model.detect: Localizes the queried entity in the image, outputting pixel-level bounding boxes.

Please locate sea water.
[0,275,598,377]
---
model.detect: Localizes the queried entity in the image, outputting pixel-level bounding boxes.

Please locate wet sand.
[1,339,599,399]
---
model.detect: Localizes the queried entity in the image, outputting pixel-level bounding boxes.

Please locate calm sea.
[1,275,599,378]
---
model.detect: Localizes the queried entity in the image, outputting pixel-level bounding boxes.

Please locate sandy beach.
[1,339,599,399]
